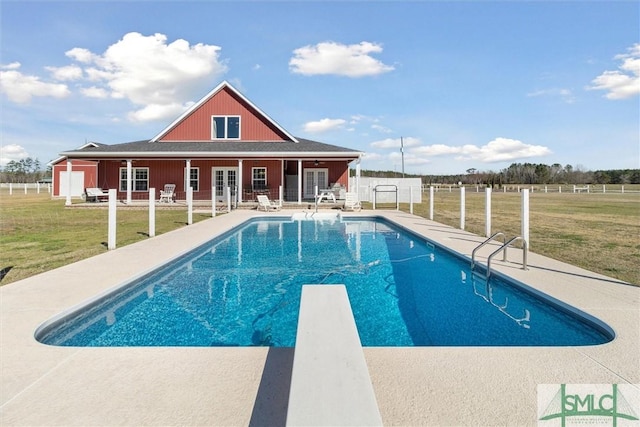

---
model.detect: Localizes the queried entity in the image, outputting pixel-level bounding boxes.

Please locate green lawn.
[402,189,640,286]
[0,191,212,284]
[1,187,639,286]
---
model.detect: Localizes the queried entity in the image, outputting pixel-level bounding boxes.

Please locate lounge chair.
[84,187,109,202]
[342,192,361,211]
[257,195,281,211]
[159,184,176,203]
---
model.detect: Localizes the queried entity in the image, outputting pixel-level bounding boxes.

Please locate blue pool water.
[37,217,613,347]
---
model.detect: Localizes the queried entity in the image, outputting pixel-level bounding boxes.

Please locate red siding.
[52,160,98,196]
[159,87,290,142]
[93,159,294,201]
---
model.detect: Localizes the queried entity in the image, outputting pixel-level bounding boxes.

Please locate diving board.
[286,285,383,426]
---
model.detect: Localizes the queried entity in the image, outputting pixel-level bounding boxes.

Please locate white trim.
[184,166,200,192]
[49,142,102,166]
[251,166,267,190]
[211,115,241,140]
[119,166,149,192]
[211,167,238,201]
[150,81,299,143]
[61,151,362,159]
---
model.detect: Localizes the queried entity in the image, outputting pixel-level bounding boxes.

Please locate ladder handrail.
[471,232,507,268]
[486,236,528,279]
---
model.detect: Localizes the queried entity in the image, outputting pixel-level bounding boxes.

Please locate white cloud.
[588,43,640,100]
[527,88,575,104]
[65,32,228,121]
[0,144,29,166]
[127,103,188,123]
[1,62,21,70]
[0,64,70,104]
[371,124,393,133]
[388,151,431,165]
[411,137,551,163]
[411,144,463,156]
[46,64,83,81]
[303,118,347,133]
[289,41,394,77]
[65,47,98,63]
[370,137,421,149]
[81,86,109,98]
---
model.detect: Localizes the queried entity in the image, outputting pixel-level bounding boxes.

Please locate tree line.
[0,158,50,183]
[3,157,638,186]
[357,163,640,186]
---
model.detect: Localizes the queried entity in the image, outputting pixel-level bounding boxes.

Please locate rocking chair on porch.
[159,184,176,203]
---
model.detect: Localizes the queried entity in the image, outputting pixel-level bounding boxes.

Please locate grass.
[0,191,212,285]
[1,187,639,287]
[402,189,640,286]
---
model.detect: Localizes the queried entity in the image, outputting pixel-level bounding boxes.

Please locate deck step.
[286,285,383,426]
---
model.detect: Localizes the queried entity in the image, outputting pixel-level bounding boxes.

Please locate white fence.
[422,183,639,194]
[0,182,52,194]
[349,177,422,203]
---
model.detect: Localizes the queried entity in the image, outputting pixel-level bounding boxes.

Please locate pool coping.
[1,209,638,426]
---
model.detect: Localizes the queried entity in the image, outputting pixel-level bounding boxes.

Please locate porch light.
[314,160,319,166]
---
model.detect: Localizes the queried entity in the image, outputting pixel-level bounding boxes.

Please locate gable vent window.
[212,116,240,140]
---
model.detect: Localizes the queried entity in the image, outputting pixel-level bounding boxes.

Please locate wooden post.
[429,186,434,220]
[522,189,529,250]
[108,189,117,250]
[65,159,72,206]
[485,187,492,237]
[212,186,216,217]
[460,186,465,230]
[226,186,231,213]
[187,187,193,225]
[149,188,155,237]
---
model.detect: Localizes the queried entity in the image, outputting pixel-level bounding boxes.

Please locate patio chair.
[257,194,281,211]
[159,184,176,203]
[342,192,361,211]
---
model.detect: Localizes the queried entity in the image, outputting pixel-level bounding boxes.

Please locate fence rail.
[420,184,640,194]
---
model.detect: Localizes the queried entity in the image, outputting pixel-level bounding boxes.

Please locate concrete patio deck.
[1,210,638,426]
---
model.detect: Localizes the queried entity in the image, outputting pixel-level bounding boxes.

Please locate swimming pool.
[36,216,613,347]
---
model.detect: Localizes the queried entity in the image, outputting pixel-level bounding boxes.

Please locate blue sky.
[1,1,638,175]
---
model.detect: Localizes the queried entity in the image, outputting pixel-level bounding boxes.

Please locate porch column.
[185,159,191,195]
[237,159,243,204]
[355,157,361,197]
[281,160,285,202]
[65,159,72,206]
[297,159,303,204]
[126,159,132,204]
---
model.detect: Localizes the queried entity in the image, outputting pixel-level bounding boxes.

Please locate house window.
[119,167,149,192]
[186,167,199,192]
[211,116,240,139]
[252,167,267,190]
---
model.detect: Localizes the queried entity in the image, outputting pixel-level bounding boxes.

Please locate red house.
[54,81,363,204]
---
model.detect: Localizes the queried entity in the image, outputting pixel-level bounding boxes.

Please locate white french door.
[212,167,238,201]
[304,168,328,198]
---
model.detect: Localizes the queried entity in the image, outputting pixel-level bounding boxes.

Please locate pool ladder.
[471,232,528,279]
